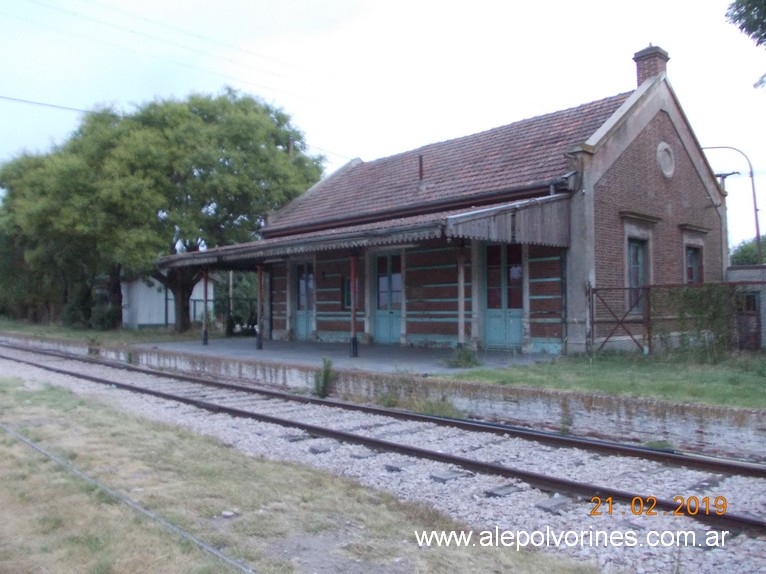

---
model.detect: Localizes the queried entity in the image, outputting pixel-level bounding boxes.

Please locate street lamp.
[702,146,762,264]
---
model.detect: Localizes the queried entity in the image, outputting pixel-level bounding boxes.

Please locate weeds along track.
[1,341,764,538]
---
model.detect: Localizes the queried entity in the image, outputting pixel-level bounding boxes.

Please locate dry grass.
[0,432,230,573]
[457,351,766,408]
[0,377,597,574]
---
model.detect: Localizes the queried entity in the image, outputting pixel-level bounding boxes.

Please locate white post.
[457,246,466,346]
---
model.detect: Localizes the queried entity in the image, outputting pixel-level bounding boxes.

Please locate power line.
[0,94,353,163]
[79,0,314,75]
[0,5,353,164]
[29,0,296,81]
[0,6,314,103]
[0,95,93,114]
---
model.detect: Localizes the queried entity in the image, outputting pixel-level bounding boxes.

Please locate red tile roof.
[267,92,632,235]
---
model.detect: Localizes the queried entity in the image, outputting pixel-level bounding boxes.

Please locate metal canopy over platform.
[159,194,570,271]
[444,195,570,246]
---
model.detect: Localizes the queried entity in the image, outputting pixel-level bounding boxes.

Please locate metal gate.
[587,284,651,352]
[737,292,761,350]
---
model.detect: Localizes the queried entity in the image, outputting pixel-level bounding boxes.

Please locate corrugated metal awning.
[444,194,570,246]
[159,194,570,270]
[159,217,445,269]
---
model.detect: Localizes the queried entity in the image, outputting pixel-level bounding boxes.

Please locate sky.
[1,0,765,248]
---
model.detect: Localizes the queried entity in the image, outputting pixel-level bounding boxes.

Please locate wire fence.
[588,282,765,358]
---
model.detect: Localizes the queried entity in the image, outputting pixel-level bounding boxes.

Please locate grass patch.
[0,377,595,574]
[313,357,335,398]
[454,351,766,408]
[645,440,675,450]
[408,397,464,418]
[0,317,203,346]
[446,346,481,368]
[374,379,464,418]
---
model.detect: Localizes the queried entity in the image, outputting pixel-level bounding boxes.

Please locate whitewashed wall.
[122,278,214,329]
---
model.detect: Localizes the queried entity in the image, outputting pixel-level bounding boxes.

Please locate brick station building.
[161,46,727,355]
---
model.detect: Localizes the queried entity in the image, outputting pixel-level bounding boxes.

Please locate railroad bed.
[2,332,763,463]
[0,344,764,573]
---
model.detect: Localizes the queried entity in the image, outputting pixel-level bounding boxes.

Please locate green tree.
[0,108,146,328]
[727,0,766,86]
[214,271,260,335]
[730,235,765,265]
[0,89,323,332]
[109,89,323,331]
[728,0,766,46]
[0,154,65,322]
[0,151,102,325]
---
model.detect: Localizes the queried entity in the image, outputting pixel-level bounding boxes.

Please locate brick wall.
[593,112,723,291]
[314,250,365,337]
[406,242,471,340]
[528,245,565,339]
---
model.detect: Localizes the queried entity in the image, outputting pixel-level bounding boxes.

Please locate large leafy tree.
[110,90,323,330]
[0,89,323,331]
[0,108,154,327]
[0,153,71,322]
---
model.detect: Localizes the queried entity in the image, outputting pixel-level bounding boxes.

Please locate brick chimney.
[633,45,669,86]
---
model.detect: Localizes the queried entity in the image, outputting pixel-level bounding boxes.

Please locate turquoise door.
[484,245,523,349]
[374,254,402,344]
[295,263,314,340]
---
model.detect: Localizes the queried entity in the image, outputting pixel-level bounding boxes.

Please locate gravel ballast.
[1,356,764,574]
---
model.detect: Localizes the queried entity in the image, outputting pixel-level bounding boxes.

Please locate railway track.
[1,341,764,538]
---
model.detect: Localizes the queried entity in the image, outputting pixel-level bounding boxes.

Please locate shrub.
[89,304,121,331]
[447,345,481,368]
[313,357,335,398]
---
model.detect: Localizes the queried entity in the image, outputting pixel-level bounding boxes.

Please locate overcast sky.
[2,0,765,247]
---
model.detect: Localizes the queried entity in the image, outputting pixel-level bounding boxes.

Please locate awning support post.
[350,254,359,357]
[257,264,264,350]
[457,246,466,346]
[202,269,209,346]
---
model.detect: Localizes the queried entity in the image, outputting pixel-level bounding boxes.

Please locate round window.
[656,142,675,179]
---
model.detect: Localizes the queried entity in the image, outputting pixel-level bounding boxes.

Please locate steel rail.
[0,421,258,574]
[1,348,764,536]
[1,341,763,479]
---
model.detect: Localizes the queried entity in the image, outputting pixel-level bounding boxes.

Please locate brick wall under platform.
[4,334,761,462]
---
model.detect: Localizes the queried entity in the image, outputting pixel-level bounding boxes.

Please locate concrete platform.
[138,336,552,377]
[3,332,761,461]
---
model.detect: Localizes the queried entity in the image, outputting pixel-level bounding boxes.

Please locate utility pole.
[703,146,762,264]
